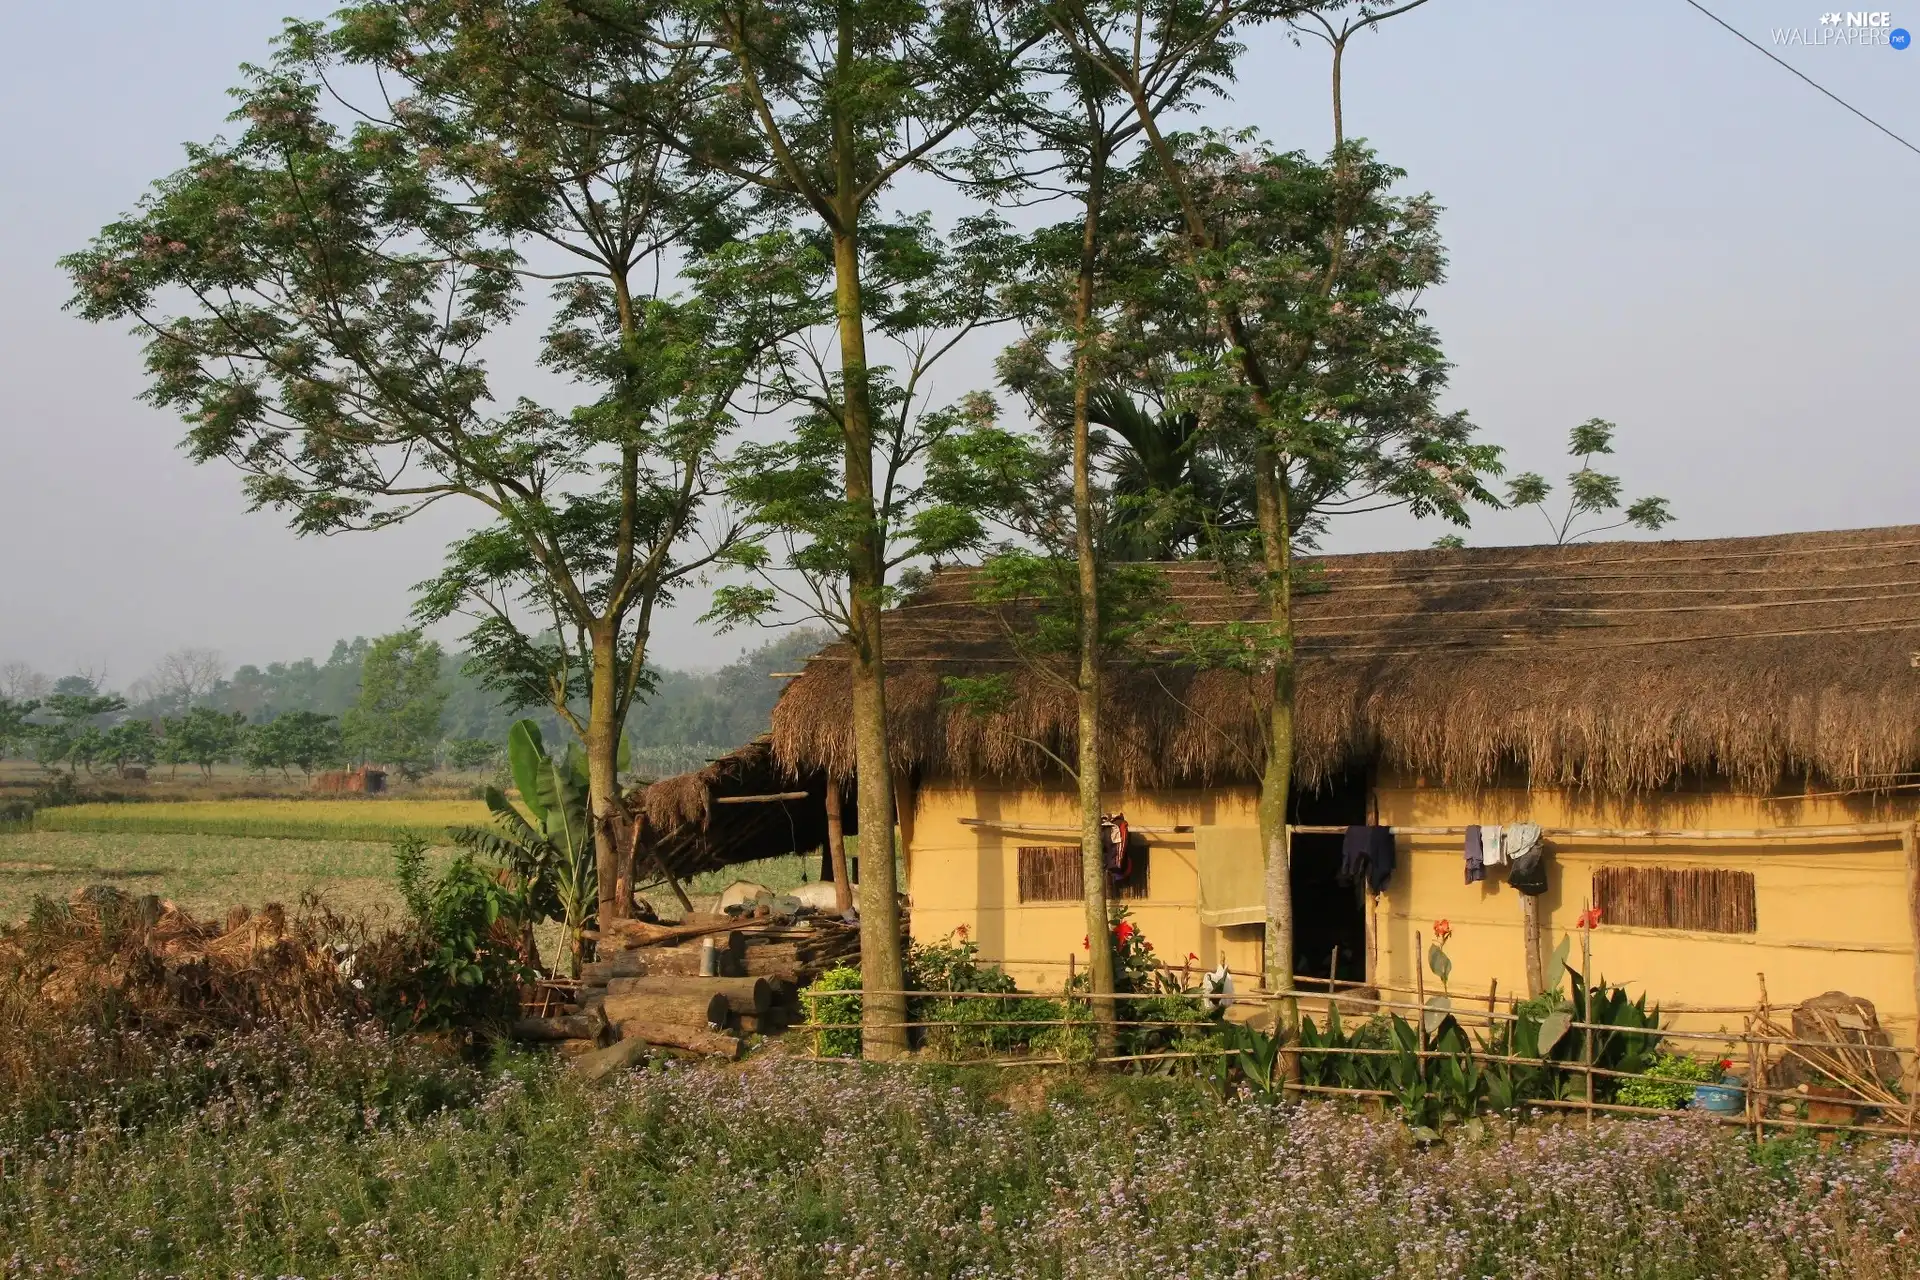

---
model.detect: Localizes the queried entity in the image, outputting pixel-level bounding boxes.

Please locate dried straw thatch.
[770,525,1920,794]
[635,737,832,878]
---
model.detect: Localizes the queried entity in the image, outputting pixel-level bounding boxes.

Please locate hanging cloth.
[1339,824,1396,894]
[1505,822,1548,895]
[1480,824,1506,867]
[1464,825,1486,884]
[1100,813,1131,882]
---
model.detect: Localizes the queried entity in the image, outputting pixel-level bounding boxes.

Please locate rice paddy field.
[31,797,490,843]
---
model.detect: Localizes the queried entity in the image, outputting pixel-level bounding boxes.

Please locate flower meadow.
[3,1042,1918,1280]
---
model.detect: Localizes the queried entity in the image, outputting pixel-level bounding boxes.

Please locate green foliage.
[342,630,448,778]
[441,737,500,772]
[1618,1052,1721,1110]
[391,833,531,1029]
[804,965,865,1059]
[244,711,344,777]
[448,720,596,976]
[98,720,160,776]
[1505,418,1675,544]
[162,706,248,778]
[0,697,41,758]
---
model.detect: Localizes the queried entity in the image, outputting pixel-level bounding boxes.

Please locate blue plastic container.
[1692,1077,1745,1114]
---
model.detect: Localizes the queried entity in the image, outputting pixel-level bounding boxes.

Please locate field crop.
[0,1045,1913,1279]
[0,830,447,924]
[33,798,488,843]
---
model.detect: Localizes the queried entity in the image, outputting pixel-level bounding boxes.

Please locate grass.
[0,830,453,925]
[0,1044,1915,1279]
[33,797,489,843]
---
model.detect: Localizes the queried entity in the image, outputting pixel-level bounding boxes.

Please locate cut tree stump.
[510,1014,603,1042]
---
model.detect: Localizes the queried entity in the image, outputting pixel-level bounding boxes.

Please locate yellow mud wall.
[1372,777,1920,1050]
[906,781,1265,991]
[904,772,1920,1049]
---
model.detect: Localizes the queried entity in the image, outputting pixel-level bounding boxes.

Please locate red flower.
[1717,1057,1733,1071]
[1578,906,1604,931]
[1081,935,1089,951]
[1432,918,1452,944]
[1115,921,1135,943]
[954,923,969,940]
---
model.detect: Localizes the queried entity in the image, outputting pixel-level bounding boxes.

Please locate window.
[1592,866,1756,934]
[1017,845,1149,903]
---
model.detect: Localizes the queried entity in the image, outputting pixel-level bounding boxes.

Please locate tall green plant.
[449,720,597,976]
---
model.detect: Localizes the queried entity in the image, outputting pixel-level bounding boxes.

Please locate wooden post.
[1520,894,1544,998]
[1329,945,1341,994]
[1743,1012,1763,1140]
[825,771,852,916]
[1415,929,1426,1047]
[1367,893,1380,987]
[1487,978,1499,1038]
[1580,909,1594,1129]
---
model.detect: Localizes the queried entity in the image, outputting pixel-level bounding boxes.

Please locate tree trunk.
[1253,446,1300,1057]
[832,223,908,1059]
[585,621,627,928]
[1071,144,1116,1052]
[826,771,852,915]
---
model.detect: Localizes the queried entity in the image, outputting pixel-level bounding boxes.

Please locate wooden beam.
[713,791,810,804]
[960,817,1195,836]
[1287,822,1912,841]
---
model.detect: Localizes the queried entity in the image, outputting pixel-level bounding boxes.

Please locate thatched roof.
[635,737,833,880]
[769,525,1920,794]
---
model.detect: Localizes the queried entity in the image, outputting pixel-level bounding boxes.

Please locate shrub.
[803,964,864,1057]
[1618,1051,1723,1110]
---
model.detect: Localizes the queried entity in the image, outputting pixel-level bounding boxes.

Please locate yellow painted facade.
[903,774,1920,1048]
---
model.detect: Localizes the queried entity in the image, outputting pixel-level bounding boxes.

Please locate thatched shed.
[634,737,835,883]
[757,525,1920,1046]
[770,524,1920,795]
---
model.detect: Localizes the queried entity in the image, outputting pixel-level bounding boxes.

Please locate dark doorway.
[1286,765,1370,985]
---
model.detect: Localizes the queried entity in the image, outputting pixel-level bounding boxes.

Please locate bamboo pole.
[1581,911,1595,1130]
[1521,894,1544,998]
[825,772,852,916]
[1367,893,1380,986]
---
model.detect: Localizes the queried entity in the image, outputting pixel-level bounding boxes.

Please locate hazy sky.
[2,1,1915,684]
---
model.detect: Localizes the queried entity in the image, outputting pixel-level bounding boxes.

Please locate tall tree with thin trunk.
[984,0,1243,1047]
[605,0,1040,1054]
[1064,0,1499,1029]
[63,8,774,931]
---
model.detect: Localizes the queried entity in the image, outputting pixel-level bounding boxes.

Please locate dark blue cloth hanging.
[1338,824,1396,894]
[1464,825,1486,883]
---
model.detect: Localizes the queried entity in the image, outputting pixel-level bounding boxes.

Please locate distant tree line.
[0,628,826,784]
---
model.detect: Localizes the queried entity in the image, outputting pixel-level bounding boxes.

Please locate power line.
[1678,0,1920,159]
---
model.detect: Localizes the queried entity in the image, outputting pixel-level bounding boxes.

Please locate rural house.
[671,525,1920,1049]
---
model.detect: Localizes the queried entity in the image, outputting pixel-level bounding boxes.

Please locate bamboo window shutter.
[1592,866,1757,934]
[1018,846,1150,902]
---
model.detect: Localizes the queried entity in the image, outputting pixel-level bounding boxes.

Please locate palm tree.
[1088,389,1250,560]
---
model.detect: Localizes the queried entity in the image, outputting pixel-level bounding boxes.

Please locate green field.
[32,798,490,843]
[0,825,822,927]
[0,830,436,924]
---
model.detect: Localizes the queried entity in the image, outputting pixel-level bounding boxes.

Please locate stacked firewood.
[511,913,863,1074]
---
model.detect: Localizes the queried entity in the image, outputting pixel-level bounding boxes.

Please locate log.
[642,936,745,977]
[606,916,738,948]
[602,990,730,1029]
[510,1014,602,1042]
[733,1009,788,1036]
[605,974,772,1016]
[613,1019,743,1061]
[572,1035,651,1082]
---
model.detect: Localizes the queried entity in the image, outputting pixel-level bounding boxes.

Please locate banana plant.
[449,719,597,976]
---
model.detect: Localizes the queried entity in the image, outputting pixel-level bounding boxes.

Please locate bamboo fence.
[798,972,1920,1140]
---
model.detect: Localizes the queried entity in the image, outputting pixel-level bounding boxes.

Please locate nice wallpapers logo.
[1772,11,1912,47]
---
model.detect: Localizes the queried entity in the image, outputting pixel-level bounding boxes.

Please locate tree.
[443,737,502,773]
[0,698,40,760]
[100,720,160,777]
[64,8,778,934]
[342,630,448,778]
[606,0,1041,1056]
[37,690,128,775]
[1062,1,1503,1015]
[163,706,247,778]
[245,711,344,777]
[0,663,50,703]
[141,647,227,712]
[1505,419,1674,545]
